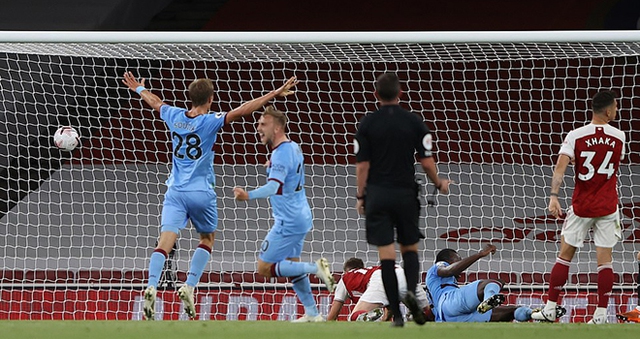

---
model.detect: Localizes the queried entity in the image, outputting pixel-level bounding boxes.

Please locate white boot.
[587,307,608,324]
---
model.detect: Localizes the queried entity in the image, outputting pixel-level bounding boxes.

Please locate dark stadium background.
[0,0,639,31]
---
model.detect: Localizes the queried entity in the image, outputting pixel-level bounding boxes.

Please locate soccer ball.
[53,126,80,151]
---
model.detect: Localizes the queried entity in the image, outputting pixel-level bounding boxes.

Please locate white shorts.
[359,269,429,309]
[561,206,621,248]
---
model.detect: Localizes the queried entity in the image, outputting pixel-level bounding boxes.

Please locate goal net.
[0,32,638,322]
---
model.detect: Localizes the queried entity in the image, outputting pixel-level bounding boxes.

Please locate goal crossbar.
[1,30,640,43]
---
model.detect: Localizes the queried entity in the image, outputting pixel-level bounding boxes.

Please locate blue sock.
[514,306,533,321]
[482,282,501,300]
[291,275,319,316]
[185,245,211,287]
[147,251,167,288]
[273,260,317,277]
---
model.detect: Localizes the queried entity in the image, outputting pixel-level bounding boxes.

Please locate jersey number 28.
[172,132,203,160]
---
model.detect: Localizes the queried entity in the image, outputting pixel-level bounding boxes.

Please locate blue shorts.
[161,188,218,234]
[439,280,492,322]
[258,228,307,263]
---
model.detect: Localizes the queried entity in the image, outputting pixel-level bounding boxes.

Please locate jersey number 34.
[578,150,615,181]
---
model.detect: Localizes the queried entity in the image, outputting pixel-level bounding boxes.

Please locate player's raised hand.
[273,76,299,97]
[479,244,497,257]
[122,71,145,92]
[233,187,249,201]
[548,197,563,219]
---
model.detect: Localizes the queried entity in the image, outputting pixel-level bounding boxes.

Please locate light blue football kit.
[425,261,532,322]
[253,141,313,262]
[425,261,495,322]
[248,140,320,317]
[159,105,226,233]
[147,105,226,289]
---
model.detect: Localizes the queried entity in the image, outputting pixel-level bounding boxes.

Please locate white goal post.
[0,31,638,322]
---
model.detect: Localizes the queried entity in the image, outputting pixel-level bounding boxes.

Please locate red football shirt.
[333,266,380,303]
[559,123,626,217]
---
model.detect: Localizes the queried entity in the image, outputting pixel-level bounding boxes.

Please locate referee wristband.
[356,195,365,200]
[550,193,559,197]
[135,86,146,94]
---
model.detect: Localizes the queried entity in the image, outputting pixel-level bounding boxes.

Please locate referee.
[354,72,451,327]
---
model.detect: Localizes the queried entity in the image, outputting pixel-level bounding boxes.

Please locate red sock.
[548,257,571,302]
[350,310,367,321]
[597,264,614,308]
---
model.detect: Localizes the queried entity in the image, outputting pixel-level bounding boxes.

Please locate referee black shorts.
[364,184,424,246]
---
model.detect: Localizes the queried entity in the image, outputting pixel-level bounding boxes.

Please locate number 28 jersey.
[160,105,227,191]
[559,123,626,217]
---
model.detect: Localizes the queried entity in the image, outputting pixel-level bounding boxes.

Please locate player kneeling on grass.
[233,106,335,323]
[327,258,434,322]
[426,244,566,322]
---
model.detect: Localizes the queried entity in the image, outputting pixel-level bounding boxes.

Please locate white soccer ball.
[53,126,80,151]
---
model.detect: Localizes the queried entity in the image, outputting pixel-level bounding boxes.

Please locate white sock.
[545,301,557,311]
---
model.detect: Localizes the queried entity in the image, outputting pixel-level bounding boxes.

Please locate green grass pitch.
[1,321,638,339]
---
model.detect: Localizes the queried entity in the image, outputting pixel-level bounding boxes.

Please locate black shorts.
[364,184,424,246]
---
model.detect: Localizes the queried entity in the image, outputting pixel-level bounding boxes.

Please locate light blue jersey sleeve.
[248,180,279,200]
[199,111,227,136]
[160,104,182,123]
[267,146,291,186]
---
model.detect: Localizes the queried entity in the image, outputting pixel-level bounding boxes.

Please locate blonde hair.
[263,105,287,129]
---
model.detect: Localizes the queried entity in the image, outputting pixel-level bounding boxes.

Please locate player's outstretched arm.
[233,180,280,201]
[122,71,166,112]
[226,76,299,123]
[549,154,571,218]
[437,244,497,278]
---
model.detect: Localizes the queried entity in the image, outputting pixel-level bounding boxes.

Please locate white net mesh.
[0,38,638,321]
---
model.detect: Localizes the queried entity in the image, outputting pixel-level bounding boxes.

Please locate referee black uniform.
[354,72,443,327]
[355,104,431,247]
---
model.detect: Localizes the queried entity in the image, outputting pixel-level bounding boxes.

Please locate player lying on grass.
[426,244,566,322]
[327,257,434,322]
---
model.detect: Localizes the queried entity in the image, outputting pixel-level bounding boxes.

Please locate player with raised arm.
[531,90,626,324]
[122,72,299,320]
[233,106,335,323]
[616,251,640,323]
[426,244,563,322]
[327,257,433,322]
